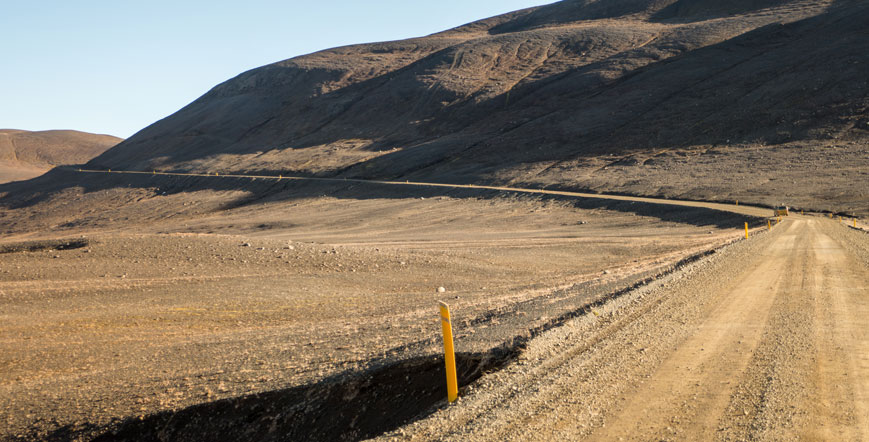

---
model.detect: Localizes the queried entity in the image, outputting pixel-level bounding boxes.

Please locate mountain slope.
[90,0,865,178]
[2,0,868,221]
[0,130,122,183]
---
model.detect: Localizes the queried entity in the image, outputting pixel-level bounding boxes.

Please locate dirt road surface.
[0,173,760,441]
[380,216,869,441]
[3,170,865,440]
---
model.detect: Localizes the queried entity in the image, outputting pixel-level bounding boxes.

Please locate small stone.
[242,243,251,247]
[437,287,446,293]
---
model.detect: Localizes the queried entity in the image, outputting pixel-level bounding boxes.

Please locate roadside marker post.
[768,220,771,230]
[855,219,858,228]
[438,301,459,403]
[736,200,739,206]
[745,222,749,239]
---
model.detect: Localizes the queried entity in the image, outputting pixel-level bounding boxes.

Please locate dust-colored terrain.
[2,0,867,440]
[0,176,758,441]
[375,215,869,442]
[0,130,121,184]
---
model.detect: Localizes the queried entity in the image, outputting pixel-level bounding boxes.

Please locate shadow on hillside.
[0,168,763,234]
[336,0,866,180]
[86,0,865,185]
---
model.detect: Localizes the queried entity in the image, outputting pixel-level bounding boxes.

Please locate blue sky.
[0,1,551,139]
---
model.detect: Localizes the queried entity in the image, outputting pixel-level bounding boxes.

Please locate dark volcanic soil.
[64,0,869,214]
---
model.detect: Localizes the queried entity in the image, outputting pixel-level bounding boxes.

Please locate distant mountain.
[0,130,122,183]
[90,0,867,182]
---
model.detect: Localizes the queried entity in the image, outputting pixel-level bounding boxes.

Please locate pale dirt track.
[72,168,773,218]
[1,170,759,441]
[5,169,866,441]
[378,216,869,441]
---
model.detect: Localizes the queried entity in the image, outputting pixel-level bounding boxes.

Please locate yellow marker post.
[855,219,858,228]
[768,219,771,230]
[745,222,749,239]
[735,200,739,206]
[438,301,458,403]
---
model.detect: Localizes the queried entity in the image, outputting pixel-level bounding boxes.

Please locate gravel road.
[3,169,862,440]
[378,216,868,441]
[0,184,753,441]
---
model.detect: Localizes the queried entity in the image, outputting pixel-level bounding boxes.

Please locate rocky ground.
[374,215,869,442]
[0,186,756,441]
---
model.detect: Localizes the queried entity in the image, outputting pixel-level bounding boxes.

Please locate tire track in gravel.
[374,212,782,442]
[587,221,801,441]
[377,217,869,441]
[800,223,869,440]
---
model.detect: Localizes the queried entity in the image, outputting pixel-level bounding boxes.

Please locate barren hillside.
[2,2,869,439]
[72,0,869,214]
[0,130,121,183]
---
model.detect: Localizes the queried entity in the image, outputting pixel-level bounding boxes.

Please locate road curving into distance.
[71,168,774,218]
[374,216,869,441]
[72,168,868,440]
